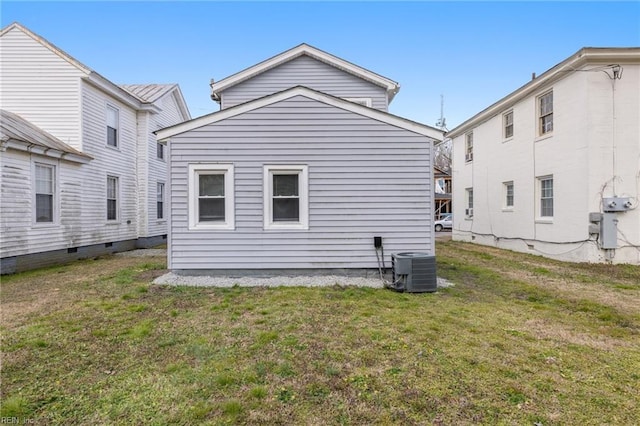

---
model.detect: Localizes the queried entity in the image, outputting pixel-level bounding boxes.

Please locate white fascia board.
[84,74,161,113]
[157,86,443,141]
[210,44,400,99]
[1,139,92,164]
[447,47,640,138]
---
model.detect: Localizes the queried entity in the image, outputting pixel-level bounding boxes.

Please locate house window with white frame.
[157,182,165,220]
[504,181,514,208]
[107,175,119,220]
[504,111,514,139]
[106,105,119,148]
[188,164,235,230]
[157,142,165,160]
[538,176,554,218]
[465,188,474,217]
[264,165,309,230]
[538,91,553,135]
[35,163,55,223]
[465,132,473,162]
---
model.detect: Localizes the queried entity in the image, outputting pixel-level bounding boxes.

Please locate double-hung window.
[106,105,119,148]
[465,188,474,218]
[264,165,309,230]
[107,176,119,221]
[188,164,235,230]
[157,142,165,160]
[35,163,55,223]
[503,111,514,139]
[538,91,553,135]
[539,176,554,218]
[504,181,514,209]
[157,182,165,220]
[465,132,473,162]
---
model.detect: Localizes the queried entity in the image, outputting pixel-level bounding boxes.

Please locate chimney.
[532,72,536,80]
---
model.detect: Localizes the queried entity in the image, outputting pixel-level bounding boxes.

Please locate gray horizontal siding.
[169,95,433,270]
[221,55,389,111]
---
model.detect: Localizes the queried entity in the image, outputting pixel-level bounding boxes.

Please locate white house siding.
[220,56,389,111]
[78,82,139,245]
[136,111,150,238]
[0,27,84,150]
[169,95,433,271]
[452,60,640,264]
[0,150,85,257]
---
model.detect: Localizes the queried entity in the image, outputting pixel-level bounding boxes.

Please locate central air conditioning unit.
[391,252,437,293]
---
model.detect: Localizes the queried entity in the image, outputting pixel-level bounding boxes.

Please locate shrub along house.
[157,44,443,274]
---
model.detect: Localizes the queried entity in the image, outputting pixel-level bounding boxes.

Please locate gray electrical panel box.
[600,213,618,249]
[603,197,631,212]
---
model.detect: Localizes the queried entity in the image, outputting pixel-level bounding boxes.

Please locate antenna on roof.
[435,94,447,131]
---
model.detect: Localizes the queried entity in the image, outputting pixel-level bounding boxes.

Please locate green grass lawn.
[1,241,639,424]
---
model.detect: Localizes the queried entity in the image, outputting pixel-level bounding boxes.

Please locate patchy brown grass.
[1,242,639,425]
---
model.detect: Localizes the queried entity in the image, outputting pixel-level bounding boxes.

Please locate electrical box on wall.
[600,213,618,249]
[603,197,632,212]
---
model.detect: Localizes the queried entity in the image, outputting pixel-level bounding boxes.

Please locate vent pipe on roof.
[532,72,536,80]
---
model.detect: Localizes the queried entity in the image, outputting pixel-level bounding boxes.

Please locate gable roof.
[0,110,92,163]
[0,22,160,113]
[157,86,443,141]
[210,43,401,103]
[447,47,640,138]
[120,84,191,120]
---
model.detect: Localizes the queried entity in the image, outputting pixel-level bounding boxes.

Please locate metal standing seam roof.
[0,109,92,159]
[119,84,178,103]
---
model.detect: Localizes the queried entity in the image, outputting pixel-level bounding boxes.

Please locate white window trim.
[465,132,473,163]
[263,165,309,230]
[188,164,235,230]
[465,187,474,219]
[503,181,514,210]
[106,104,120,149]
[157,181,165,221]
[32,159,59,226]
[157,142,165,161]
[537,90,554,138]
[106,175,120,222]
[536,175,554,221]
[503,110,514,140]
[344,97,373,107]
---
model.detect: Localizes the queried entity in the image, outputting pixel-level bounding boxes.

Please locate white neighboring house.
[0,22,191,273]
[157,44,443,274]
[448,47,640,265]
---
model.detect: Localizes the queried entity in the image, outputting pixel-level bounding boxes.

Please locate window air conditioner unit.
[465,208,474,217]
[465,153,473,162]
[390,252,437,293]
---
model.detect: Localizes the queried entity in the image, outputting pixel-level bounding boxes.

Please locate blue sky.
[2,1,639,128]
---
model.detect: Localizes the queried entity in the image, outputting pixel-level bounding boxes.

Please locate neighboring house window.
[35,163,55,223]
[157,142,165,160]
[504,111,514,139]
[538,91,553,135]
[539,176,554,218]
[344,97,372,107]
[465,132,473,162]
[188,164,235,230]
[157,182,165,220]
[107,176,119,220]
[106,105,119,148]
[504,181,514,208]
[264,165,309,230]
[465,188,474,218]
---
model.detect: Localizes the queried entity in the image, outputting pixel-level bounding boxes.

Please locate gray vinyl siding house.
[158,44,442,273]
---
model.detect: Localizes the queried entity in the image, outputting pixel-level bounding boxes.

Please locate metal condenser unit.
[391,252,437,293]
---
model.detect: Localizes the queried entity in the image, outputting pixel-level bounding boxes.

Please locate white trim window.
[35,163,55,223]
[264,165,309,230]
[106,175,119,221]
[188,164,235,230]
[157,182,165,220]
[106,105,119,148]
[465,188,474,218]
[465,132,473,162]
[503,110,514,139]
[504,181,514,209]
[538,176,554,218]
[157,142,165,160]
[344,97,373,107]
[538,91,553,136]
